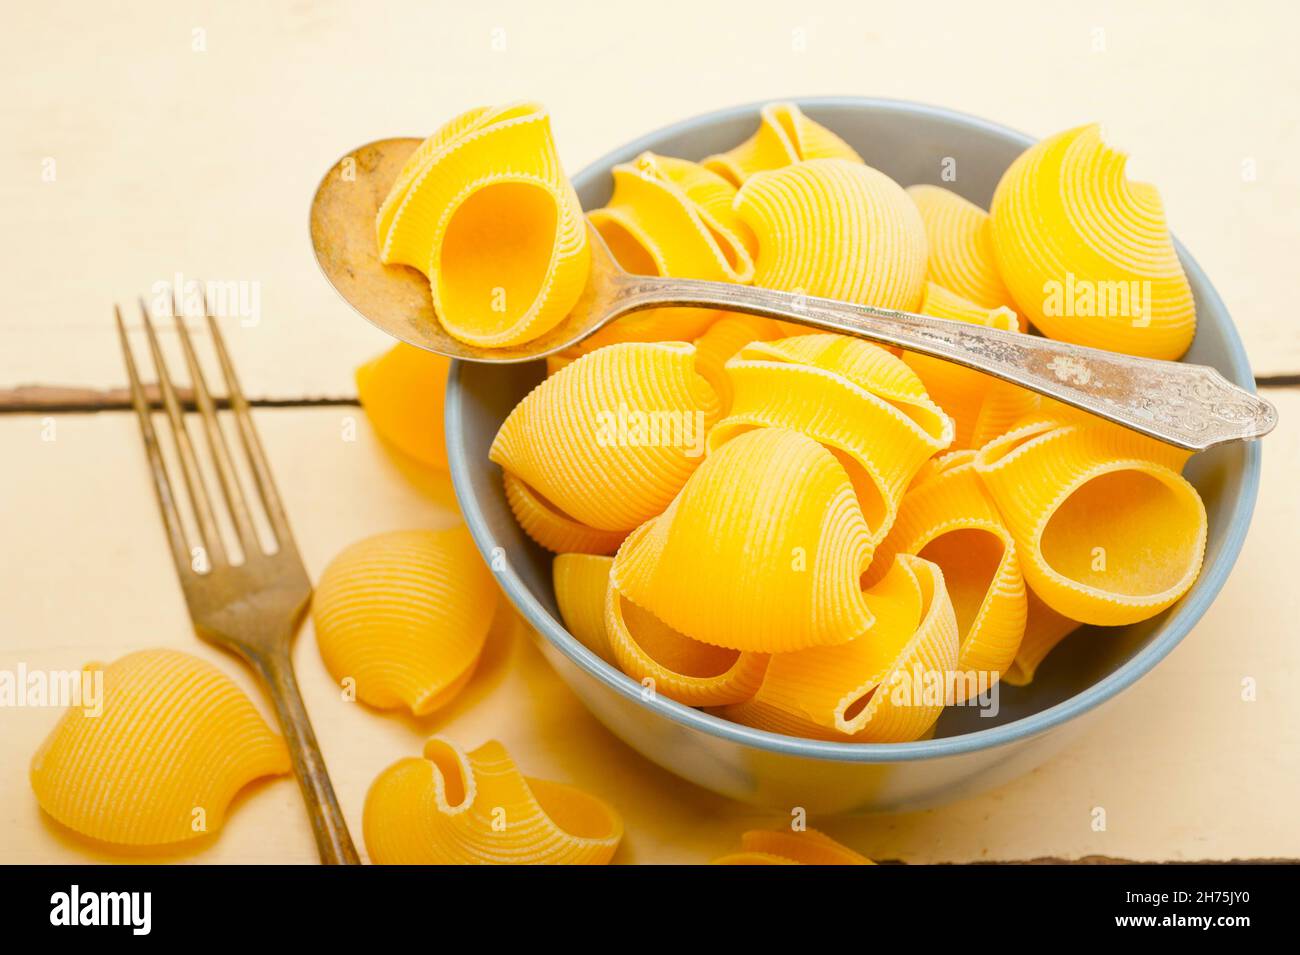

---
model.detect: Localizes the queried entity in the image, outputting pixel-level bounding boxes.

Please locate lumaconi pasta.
[735,158,928,311]
[907,184,1023,329]
[866,450,1026,697]
[313,527,498,716]
[363,737,622,864]
[906,283,1040,451]
[989,124,1196,359]
[725,554,957,741]
[355,342,450,470]
[552,553,616,662]
[712,335,952,547]
[612,427,875,654]
[973,416,1206,626]
[712,828,875,865]
[491,341,722,546]
[376,102,589,347]
[30,649,290,847]
[704,102,863,185]
[382,100,1215,743]
[1003,587,1082,687]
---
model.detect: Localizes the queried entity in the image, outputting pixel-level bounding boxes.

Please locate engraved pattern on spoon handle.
[609,275,1278,452]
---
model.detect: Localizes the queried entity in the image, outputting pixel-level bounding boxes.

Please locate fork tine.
[138,297,226,568]
[203,299,297,553]
[115,305,192,574]
[173,291,261,556]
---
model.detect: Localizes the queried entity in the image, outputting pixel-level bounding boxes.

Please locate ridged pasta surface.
[704,102,862,185]
[723,555,958,741]
[713,828,875,865]
[1003,587,1082,686]
[989,124,1195,359]
[735,159,928,311]
[867,450,1026,695]
[30,649,289,847]
[907,184,1022,327]
[712,334,952,546]
[355,342,449,469]
[973,417,1206,625]
[491,342,721,536]
[313,527,498,716]
[612,427,874,653]
[363,738,622,864]
[376,102,589,347]
[553,553,615,662]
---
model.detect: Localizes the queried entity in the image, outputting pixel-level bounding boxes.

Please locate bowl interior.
[447,98,1260,755]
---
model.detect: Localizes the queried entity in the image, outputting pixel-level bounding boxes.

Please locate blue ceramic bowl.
[446,97,1262,813]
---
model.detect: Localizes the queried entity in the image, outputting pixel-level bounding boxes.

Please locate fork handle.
[252,649,361,865]
[607,274,1278,452]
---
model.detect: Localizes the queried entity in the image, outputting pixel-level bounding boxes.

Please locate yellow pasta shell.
[713,828,875,865]
[504,473,627,556]
[867,450,1026,695]
[605,572,769,706]
[552,553,615,662]
[989,124,1195,359]
[490,342,721,533]
[313,527,498,716]
[691,312,786,413]
[905,283,1040,450]
[724,554,958,741]
[973,417,1206,625]
[363,738,622,864]
[612,427,874,653]
[907,184,1022,327]
[704,102,863,185]
[712,335,952,544]
[30,649,290,847]
[1003,586,1082,687]
[355,342,450,470]
[376,102,589,348]
[735,158,928,311]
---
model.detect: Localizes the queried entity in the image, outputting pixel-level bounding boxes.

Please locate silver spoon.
[310,137,1276,452]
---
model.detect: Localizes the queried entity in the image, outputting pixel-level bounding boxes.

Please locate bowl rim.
[446,95,1263,763]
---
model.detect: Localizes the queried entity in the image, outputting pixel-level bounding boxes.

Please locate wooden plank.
[1,395,1295,863]
[1,1,1298,400]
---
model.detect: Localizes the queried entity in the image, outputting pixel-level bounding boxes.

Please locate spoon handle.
[606,274,1276,452]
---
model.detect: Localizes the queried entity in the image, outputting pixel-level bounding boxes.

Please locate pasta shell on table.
[612,427,875,654]
[490,341,722,546]
[989,124,1195,359]
[711,334,952,548]
[1002,586,1083,687]
[354,342,450,470]
[30,649,290,848]
[907,184,1023,328]
[713,828,875,865]
[703,101,863,186]
[865,449,1027,699]
[552,553,616,663]
[904,282,1040,450]
[604,568,769,706]
[973,416,1206,626]
[363,738,623,865]
[734,158,928,313]
[376,101,589,348]
[723,554,958,742]
[312,527,498,716]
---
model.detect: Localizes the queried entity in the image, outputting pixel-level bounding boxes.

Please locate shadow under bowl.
[446,97,1262,813]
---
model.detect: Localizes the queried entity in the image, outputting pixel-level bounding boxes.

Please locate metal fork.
[114,297,360,865]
